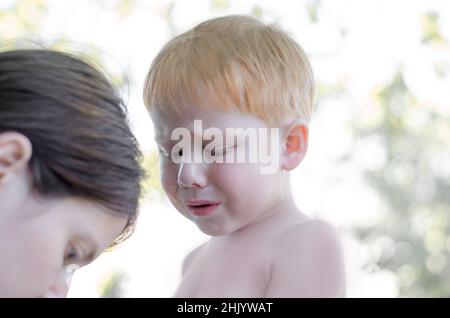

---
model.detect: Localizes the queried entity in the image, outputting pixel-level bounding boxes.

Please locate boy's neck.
[252,191,300,225]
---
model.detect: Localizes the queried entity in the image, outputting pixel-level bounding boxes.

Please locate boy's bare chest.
[175,240,273,297]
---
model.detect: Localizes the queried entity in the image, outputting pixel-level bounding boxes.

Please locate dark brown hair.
[0,49,144,244]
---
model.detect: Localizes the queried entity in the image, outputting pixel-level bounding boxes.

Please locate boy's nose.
[177,162,207,189]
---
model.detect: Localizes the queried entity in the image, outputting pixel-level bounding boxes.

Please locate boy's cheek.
[212,163,275,202]
[160,164,179,196]
[211,163,254,193]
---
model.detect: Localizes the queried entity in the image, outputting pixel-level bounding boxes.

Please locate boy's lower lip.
[188,203,221,217]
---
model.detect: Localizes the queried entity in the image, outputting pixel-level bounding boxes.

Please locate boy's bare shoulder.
[278,219,341,248]
[273,219,344,267]
[266,219,345,297]
[181,242,208,276]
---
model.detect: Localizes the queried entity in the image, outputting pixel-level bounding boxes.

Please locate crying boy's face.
[151,104,289,237]
[0,193,126,297]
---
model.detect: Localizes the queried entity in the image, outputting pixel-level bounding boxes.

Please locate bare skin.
[175,195,345,298]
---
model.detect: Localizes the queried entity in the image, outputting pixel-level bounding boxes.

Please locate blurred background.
[1,0,449,297]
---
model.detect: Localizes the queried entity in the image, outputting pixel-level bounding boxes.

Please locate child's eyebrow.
[156,140,173,148]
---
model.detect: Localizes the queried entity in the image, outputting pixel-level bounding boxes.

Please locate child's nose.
[177,162,207,189]
[42,274,70,298]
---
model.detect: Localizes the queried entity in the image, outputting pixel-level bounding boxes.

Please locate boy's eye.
[210,145,236,157]
[158,147,169,157]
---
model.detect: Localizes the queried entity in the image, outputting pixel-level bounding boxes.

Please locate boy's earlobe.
[281,119,309,171]
[0,132,33,180]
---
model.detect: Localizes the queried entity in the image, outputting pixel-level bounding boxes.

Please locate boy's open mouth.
[186,200,221,217]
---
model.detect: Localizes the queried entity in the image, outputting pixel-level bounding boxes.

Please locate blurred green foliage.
[98,271,126,298]
[354,69,450,297]
[350,11,450,296]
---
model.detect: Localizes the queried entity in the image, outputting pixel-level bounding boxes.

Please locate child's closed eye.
[64,244,83,266]
[157,147,170,157]
[209,144,236,157]
[64,241,94,267]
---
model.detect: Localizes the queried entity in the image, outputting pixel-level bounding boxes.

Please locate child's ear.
[0,132,32,184]
[281,119,309,171]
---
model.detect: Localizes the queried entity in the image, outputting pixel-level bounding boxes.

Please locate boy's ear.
[281,119,309,171]
[0,132,33,183]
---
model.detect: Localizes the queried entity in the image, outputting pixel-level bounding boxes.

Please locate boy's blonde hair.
[144,15,315,126]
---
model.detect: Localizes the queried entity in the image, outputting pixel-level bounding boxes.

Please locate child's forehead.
[152,106,270,134]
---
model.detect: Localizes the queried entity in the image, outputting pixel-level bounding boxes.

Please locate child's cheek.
[160,161,178,199]
[211,162,275,213]
[211,162,256,197]
[5,223,63,297]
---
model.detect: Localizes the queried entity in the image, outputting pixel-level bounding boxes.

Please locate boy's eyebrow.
[155,139,172,148]
[157,129,233,145]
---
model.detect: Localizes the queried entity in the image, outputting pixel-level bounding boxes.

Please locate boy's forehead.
[152,107,269,135]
